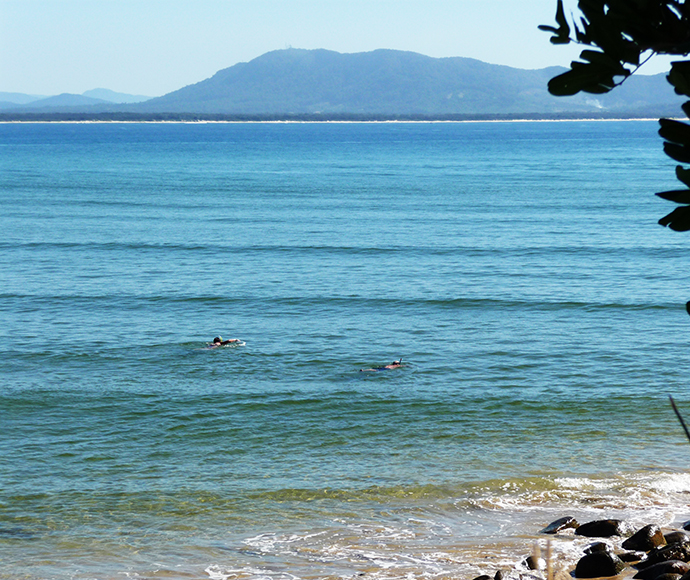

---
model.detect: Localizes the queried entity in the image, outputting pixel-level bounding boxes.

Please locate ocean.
[1,120,690,580]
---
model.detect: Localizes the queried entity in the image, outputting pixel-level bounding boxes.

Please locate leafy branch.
[541,0,690,231]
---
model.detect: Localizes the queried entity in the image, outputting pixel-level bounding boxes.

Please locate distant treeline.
[0,110,675,123]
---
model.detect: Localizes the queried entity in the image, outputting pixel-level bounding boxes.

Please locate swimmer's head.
[213,337,222,344]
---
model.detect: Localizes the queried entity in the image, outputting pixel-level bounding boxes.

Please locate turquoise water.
[2,121,690,580]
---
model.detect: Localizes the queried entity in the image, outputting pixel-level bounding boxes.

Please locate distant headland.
[0,48,683,122]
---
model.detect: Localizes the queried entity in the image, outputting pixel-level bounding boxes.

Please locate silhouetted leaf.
[580,49,626,72]
[659,118,690,145]
[668,61,690,97]
[676,166,690,188]
[554,0,569,29]
[547,60,619,96]
[664,142,690,163]
[659,205,690,231]
[573,17,586,42]
[539,0,572,44]
[656,189,690,203]
[579,3,633,57]
[571,0,642,65]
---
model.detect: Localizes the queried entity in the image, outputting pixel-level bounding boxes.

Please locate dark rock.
[472,576,492,580]
[682,521,690,532]
[575,551,627,578]
[620,551,648,563]
[634,560,690,579]
[624,525,667,552]
[524,555,545,571]
[585,542,613,554]
[638,543,690,569]
[667,532,690,546]
[655,574,682,580]
[494,571,504,580]
[541,516,580,534]
[576,519,627,538]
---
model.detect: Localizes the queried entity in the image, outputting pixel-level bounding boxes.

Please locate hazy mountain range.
[0,88,152,110]
[1,48,684,119]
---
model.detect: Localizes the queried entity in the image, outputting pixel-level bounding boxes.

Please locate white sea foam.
[206,565,301,580]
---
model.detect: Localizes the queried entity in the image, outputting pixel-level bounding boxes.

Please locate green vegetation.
[541,0,690,231]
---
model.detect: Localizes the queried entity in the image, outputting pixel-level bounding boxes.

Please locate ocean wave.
[0,291,681,312]
[1,240,687,259]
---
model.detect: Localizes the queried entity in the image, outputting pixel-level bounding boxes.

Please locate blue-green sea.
[2,120,690,580]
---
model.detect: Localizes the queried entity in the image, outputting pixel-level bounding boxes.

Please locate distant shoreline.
[0,119,663,125]
[0,113,667,124]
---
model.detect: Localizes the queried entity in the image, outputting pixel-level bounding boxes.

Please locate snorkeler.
[360,359,403,372]
[208,336,240,348]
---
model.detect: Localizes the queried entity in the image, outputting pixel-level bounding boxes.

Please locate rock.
[682,521,690,532]
[638,543,690,569]
[541,516,580,534]
[623,525,667,552]
[620,551,648,563]
[667,532,690,546]
[655,574,682,580]
[575,551,627,578]
[472,576,492,580]
[494,571,504,580]
[575,519,627,538]
[525,555,545,571]
[634,560,690,579]
[585,542,613,554]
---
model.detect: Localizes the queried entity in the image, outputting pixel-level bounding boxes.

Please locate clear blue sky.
[0,0,672,97]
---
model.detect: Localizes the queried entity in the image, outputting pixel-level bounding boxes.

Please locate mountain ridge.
[1,49,683,118]
[0,89,153,111]
[131,48,682,116]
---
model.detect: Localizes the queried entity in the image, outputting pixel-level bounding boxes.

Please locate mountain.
[1,49,683,118]
[0,92,47,104]
[0,92,48,110]
[82,88,152,103]
[0,89,152,112]
[21,93,112,108]
[131,48,683,117]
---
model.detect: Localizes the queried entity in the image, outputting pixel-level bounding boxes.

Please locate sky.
[0,0,675,97]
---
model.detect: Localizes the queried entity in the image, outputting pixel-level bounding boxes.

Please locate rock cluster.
[471,518,690,580]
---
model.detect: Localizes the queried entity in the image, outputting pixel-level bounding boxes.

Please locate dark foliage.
[541,0,690,231]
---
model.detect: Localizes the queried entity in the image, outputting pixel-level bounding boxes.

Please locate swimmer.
[208,336,240,348]
[360,358,403,372]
